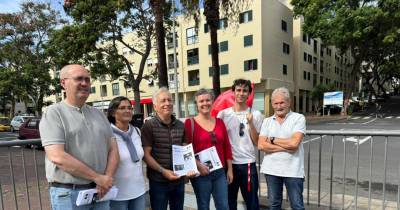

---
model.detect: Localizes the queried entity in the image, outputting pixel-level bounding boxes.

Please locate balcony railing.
[188,79,199,86]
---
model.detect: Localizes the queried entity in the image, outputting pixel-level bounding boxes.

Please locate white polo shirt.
[259,111,306,178]
[218,107,264,164]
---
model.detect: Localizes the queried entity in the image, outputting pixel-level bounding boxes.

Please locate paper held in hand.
[76,186,118,206]
[172,144,199,177]
[195,146,222,173]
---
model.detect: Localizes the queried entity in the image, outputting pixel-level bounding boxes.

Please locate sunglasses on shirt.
[239,122,245,137]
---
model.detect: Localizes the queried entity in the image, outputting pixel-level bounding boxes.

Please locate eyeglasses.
[239,122,245,137]
[64,76,91,83]
[117,106,133,111]
[209,131,217,144]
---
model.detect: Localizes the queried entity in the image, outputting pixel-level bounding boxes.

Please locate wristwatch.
[270,137,275,144]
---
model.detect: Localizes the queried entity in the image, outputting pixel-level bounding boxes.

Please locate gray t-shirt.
[40,101,113,184]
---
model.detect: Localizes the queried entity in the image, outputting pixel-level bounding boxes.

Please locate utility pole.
[172,0,180,118]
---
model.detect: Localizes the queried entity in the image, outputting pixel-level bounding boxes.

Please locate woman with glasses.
[184,88,233,210]
[107,96,146,210]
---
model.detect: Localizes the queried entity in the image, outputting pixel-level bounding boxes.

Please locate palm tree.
[181,0,250,98]
[150,0,169,88]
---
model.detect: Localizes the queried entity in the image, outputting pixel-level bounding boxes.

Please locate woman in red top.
[184,88,233,210]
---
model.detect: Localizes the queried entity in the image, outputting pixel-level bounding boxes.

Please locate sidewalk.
[305,114,349,123]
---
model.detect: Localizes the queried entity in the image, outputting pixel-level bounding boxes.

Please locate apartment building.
[56,0,354,117]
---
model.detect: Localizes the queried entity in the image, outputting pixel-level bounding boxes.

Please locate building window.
[308,36,311,45]
[320,46,324,57]
[244,59,257,71]
[168,53,179,69]
[169,73,175,83]
[244,35,253,47]
[239,10,253,23]
[100,85,107,97]
[303,71,307,80]
[166,32,178,49]
[313,74,317,87]
[204,23,209,33]
[320,60,324,73]
[283,42,290,54]
[303,33,307,42]
[303,52,307,62]
[90,86,96,94]
[209,64,229,76]
[281,20,287,32]
[188,70,199,86]
[187,48,199,65]
[112,83,119,96]
[313,39,318,53]
[308,55,312,63]
[283,64,287,75]
[219,41,228,52]
[186,27,198,45]
[320,76,323,84]
[308,72,311,80]
[218,18,228,29]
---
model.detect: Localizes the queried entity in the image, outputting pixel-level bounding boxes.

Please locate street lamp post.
[172,0,180,118]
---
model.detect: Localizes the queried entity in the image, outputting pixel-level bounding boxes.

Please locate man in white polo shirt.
[258,87,306,210]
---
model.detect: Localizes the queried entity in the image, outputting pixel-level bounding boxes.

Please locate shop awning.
[131,98,152,105]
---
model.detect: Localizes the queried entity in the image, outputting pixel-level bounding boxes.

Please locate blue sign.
[323,91,343,105]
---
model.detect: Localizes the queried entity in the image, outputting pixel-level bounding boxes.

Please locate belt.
[49,182,96,189]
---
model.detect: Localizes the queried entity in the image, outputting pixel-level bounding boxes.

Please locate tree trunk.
[150,0,169,88]
[204,0,221,97]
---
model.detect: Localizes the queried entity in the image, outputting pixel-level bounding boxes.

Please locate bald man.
[40,64,119,210]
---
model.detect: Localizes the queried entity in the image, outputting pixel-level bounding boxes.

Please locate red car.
[18,118,41,148]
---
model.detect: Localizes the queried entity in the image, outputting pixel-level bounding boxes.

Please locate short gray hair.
[60,64,86,79]
[271,87,291,102]
[152,87,171,104]
[194,88,214,102]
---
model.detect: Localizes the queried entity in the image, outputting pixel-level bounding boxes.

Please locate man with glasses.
[218,79,264,210]
[258,87,306,210]
[40,64,119,210]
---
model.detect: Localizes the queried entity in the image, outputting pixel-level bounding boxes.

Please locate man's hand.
[197,163,210,176]
[186,170,197,178]
[94,174,113,198]
[162,169,180,181]
[246,112,253,124]
[226,168,233,184]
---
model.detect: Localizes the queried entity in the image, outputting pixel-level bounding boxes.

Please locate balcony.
[188,79,199,86]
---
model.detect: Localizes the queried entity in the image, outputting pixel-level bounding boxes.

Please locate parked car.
[0,117,11,132]
[18,118,41,148]
[10,115,35,132]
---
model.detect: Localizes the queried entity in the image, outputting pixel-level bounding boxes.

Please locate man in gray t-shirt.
[40,64,119,210]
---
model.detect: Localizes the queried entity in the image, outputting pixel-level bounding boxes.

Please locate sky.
[0,0,65,14]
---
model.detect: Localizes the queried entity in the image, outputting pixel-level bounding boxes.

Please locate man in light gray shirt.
[258,87,306,210]
[40,64,119,210]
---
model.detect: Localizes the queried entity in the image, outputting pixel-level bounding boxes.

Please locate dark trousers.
[265,174,305,210]
[228,162,259,210]
[149,180,184,210]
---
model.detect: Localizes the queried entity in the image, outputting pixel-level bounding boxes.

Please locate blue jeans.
[110,193,146,210]
[149,180,184,210]
[49,186,110,210]
[228,163,259,210]
[265,174,305,210]
[190,168,229,210]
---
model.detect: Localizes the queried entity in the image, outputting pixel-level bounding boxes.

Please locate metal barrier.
[304,130,400,210]
[2,130,400,210]
[0,139,47,210]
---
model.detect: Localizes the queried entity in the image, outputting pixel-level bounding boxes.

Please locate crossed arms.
[257,132,304,153]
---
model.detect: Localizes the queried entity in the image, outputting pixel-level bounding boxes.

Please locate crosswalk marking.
[352,117,361,119]
[363,116,371,119]
[385,116,393,119]
[397,116,400,119]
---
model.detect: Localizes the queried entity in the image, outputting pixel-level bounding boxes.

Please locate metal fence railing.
[0,139,47,210]
[2,130,400,210]
[304,130,400,210]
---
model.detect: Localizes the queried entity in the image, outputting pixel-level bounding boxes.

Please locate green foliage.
[0,2,64,116]
[292,0,400,96]
[311,83,336,102]
[48,0,155,113]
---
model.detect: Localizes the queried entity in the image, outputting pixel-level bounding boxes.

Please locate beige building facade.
[53,0,354,117]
